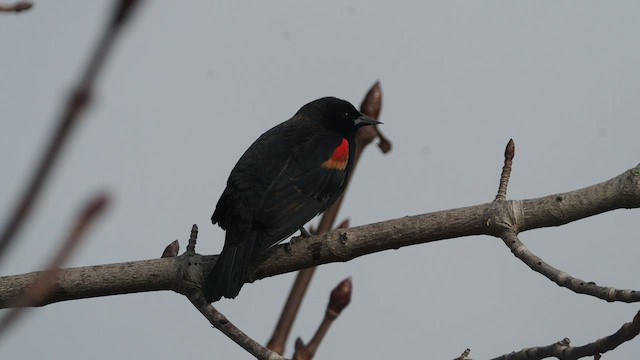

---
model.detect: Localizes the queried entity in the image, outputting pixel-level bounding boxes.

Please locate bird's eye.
[343,111,350,119]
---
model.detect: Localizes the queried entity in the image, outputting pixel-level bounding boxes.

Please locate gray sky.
[1,1,639,359]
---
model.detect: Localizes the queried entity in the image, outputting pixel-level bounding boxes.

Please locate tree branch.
[174,225,286,359]
[0,0,142,263]
[292,277,352,360]
[491,310,640,359]
[0,165,639,308]
[0,194,108,337]
[501,231,637,302]
[252,165,640,284]
[0,1,32,13]
[187,288,288,360]
[0,258,177,307]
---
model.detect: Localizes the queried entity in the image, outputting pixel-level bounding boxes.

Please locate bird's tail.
[204,233,255,303]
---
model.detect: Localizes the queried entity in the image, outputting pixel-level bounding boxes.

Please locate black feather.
[204,97,379,302]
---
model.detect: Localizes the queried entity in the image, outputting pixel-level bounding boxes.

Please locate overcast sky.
[1,1,639,359]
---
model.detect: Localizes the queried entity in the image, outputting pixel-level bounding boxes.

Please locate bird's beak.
[355,114,382,127]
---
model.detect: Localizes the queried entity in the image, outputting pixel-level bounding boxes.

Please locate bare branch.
[267,265,314,354]
[517,165,640,232]
[251,165,640,290]
[491,338,571,360]
[0,0,142,263]
[0,194,108,337]
[453,348,472,360]
[0,1,32,12]
[164,225,292,359]
[0,165,639,308]
[292,277,352,360]
[491,310,640,359]
[501,231,638,302]
[565,310,640,358]
[187,289,288,360]
[0,258,177,308]
[266,219,351,354]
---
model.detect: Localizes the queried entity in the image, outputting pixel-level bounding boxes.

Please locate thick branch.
[0,258,177,307]
[0,165,639,308]
[253,165,640,281]
[0,194,108,336]
[517,165,640,232]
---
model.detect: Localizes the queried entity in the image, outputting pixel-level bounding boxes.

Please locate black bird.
[204,97,380,302]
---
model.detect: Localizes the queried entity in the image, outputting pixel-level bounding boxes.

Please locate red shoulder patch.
[321,138,349,170]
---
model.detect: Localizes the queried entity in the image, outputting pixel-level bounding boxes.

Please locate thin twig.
[0,194,109,339]
[0,1,32,12]
[186,224,198,255]
[501,231,639,302]
[491,310,640,359]
[187,289,288,360]
[267,81,390,353]
[178,225,282,359]
[266,219,349,355]
[495,139,515,201]
[453,348,472,360]
[0,0,142,264]
[491,338,571,360]
[565,310,640,358]
[292,278,352,360]
[267,261,316,354]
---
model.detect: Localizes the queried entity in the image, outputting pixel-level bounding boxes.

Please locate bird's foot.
[285,227,312,253]
[298,227,311,238]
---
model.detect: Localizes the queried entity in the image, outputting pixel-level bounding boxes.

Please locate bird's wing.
[254,132,351,249]
[212,117,319,232]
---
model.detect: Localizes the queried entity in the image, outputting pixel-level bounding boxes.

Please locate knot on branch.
[325,230,352,261]
[620,165,640,207]
[175,252,210,296]
[484,200,521,237]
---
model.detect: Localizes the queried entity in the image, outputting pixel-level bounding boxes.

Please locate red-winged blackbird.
[204,97,380,302]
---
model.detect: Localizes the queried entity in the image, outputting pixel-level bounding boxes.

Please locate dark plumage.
[204,97,380,302]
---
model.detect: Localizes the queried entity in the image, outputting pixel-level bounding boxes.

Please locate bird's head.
[301,97,381,136]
